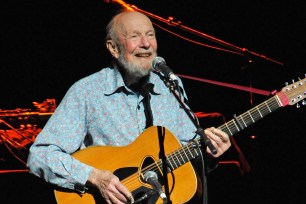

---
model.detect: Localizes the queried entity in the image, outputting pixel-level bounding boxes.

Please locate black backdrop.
[1,0,306,203]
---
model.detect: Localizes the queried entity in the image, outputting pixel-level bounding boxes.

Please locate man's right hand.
[87,168,134,204]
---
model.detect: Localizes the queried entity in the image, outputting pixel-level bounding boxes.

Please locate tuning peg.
[284,82,290,91]
[302,100,306,106]
[296,77,305,86]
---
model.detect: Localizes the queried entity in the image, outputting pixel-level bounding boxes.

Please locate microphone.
[152,56,178,81]
[144,171,167,202]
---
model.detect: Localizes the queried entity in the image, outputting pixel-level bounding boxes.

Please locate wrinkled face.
[107,12,158,76]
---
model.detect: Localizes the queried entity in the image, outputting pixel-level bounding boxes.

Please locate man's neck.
[116,62,150,90]
[128,75,150,93]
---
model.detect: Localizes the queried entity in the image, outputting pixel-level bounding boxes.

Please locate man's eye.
[131,35,139,38]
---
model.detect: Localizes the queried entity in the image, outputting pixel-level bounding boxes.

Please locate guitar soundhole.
[141,156,163,183]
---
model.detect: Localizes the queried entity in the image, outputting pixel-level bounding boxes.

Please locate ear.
[106,40,119,59]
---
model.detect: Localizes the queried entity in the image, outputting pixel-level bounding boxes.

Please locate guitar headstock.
[278,76,306,107]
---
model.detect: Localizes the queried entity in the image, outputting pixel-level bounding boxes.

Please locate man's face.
[116,12,158,76]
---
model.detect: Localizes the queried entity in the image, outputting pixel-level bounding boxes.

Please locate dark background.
[1,0,306,203]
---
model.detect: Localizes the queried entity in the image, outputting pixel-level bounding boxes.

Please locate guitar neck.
[163,94,283,172]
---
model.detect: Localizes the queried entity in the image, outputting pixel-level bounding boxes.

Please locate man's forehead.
[116,13,153,36]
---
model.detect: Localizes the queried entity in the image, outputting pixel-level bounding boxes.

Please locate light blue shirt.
[27,66,197,192]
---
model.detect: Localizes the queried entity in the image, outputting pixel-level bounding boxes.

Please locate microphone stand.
[159,77,217,204]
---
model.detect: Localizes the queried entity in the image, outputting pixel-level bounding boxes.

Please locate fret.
[186,144,195,159]
[191,141,201,158]
[231,120,240,133]
[194,147,201,157]
[239,115,247,127]
[157,158,172,174]
[264,101,272,112]
[181,147,189,161]
[275,95,282,107]
[174,152,182,166]
[178,149,186,164]
[256,106,263,118]
[248,111,255,123]
[259,103,271,117]
[196,140,202,156]
[251,106,263,121]
[224,121,234,135]
[166,157,174,171]
[169,153,178,169]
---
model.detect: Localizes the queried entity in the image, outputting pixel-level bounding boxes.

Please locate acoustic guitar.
[54,77,305,204]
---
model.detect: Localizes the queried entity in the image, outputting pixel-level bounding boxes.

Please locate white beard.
[118,54,152,86]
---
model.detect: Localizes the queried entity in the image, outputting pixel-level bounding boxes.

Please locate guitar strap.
[140,84,154,128]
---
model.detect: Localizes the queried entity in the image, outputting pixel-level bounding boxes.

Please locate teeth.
[137,53,150,57]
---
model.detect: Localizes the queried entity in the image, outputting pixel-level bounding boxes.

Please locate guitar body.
[54,126,198,204]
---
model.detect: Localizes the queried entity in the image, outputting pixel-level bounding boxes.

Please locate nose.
[140,35,150,48]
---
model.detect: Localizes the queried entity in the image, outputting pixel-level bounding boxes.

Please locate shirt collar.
[104,65,164,96]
